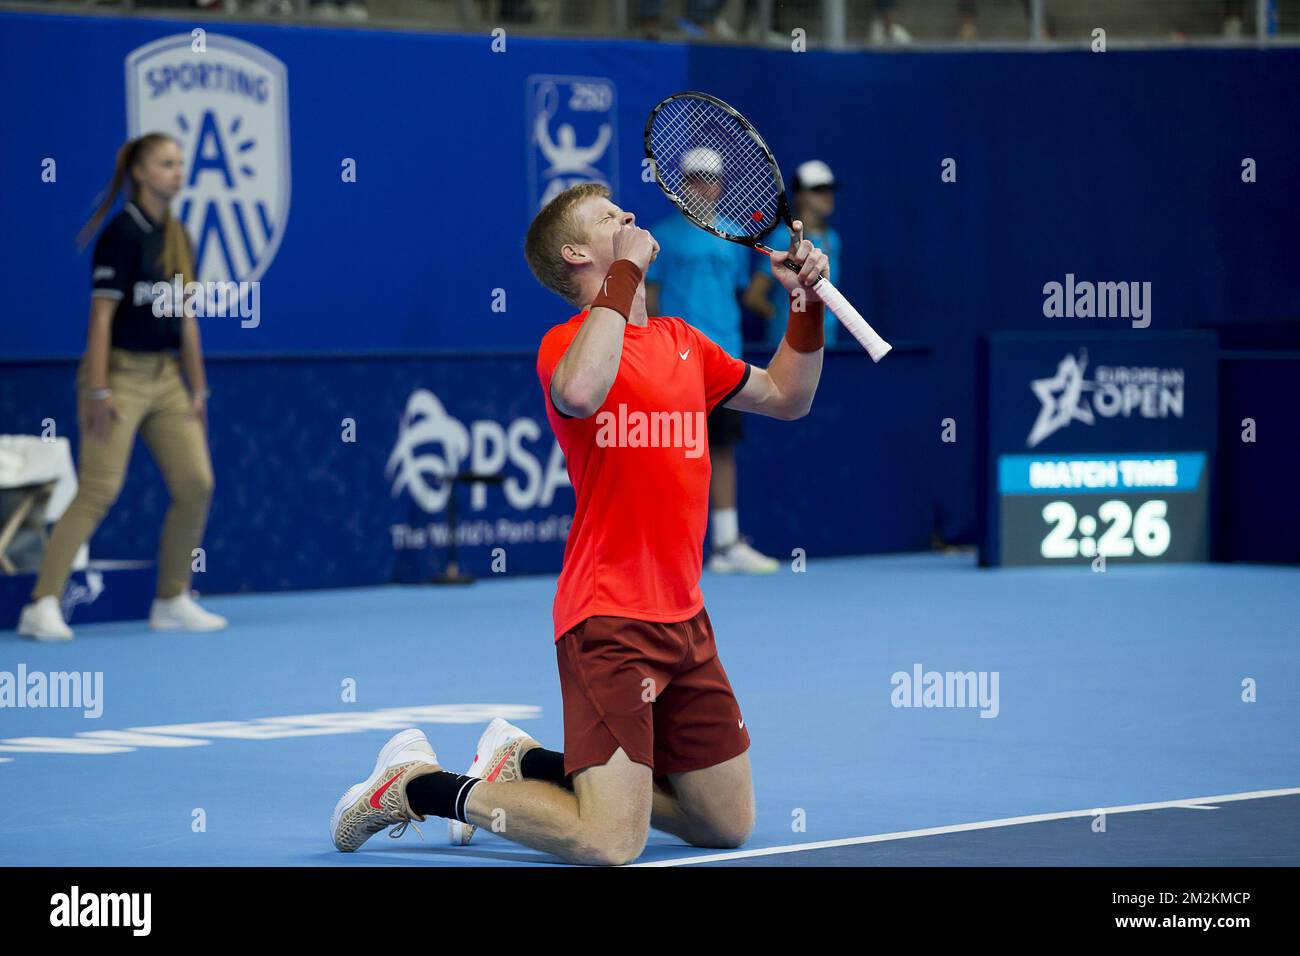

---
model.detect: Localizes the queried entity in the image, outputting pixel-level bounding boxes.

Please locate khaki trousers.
[33,349,214,601]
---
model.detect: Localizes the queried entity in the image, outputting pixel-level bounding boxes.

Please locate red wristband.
[783,297,825,353]
[590,259,643,321]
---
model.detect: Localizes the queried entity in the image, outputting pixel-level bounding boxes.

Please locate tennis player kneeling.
[330,183,828,865]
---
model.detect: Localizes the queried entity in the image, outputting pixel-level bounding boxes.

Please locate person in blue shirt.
[743,159,843,351]
[646,147,779,574]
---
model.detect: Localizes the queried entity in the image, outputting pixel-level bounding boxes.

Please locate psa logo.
[1027,349,1185,448]
[386,390,569,514]
[527,75,617,213]
[126,34,291,285]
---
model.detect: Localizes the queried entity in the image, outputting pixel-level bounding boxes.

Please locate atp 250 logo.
[126,34,291,285]
[527,75,617,213]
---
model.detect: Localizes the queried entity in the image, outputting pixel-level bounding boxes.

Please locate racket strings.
[648,98,780,240]
[653,110,774,235]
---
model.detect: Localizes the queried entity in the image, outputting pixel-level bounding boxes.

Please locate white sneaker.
[17,596,74,642]
[889,22,913,44]
[449,717,538,846]
[707,539,779,574]
[331,729,441,852]
[150,593,228,632]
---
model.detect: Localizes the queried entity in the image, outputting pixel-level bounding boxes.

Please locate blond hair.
[78,133,195,287]
[524,182,610,305]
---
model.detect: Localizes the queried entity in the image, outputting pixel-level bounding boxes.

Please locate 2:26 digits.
[1040,499,1171,559]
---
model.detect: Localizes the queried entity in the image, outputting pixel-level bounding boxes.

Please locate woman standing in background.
[17,133,226,641]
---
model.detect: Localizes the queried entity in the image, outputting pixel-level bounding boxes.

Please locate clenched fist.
[611,223,659,273]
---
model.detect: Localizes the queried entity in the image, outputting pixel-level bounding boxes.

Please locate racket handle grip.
[810,276,892,362]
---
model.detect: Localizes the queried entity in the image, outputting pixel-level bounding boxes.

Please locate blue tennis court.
[2,553,1295,867]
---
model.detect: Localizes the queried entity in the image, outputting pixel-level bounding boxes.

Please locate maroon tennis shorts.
[555,606,750,777]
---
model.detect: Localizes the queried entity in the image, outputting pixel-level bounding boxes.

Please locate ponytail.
[161,216,195,289]
[77,138,140,250]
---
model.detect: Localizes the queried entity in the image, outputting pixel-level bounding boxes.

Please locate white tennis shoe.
[17,596,74,642]
[150,593,227,632]
[331,728,441,852]
[707,539,779,574]
[449,718,538,846]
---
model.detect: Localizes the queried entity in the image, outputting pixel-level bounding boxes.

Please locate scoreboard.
[996,451,1210,565]
[979,333,1217,568]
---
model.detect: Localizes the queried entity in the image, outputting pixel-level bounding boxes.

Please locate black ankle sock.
[520,747,573,790]
[405,771,482,823]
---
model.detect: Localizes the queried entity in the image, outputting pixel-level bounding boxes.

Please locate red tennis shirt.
[537,310,750,640]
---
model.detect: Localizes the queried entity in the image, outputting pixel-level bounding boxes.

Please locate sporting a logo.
[126,34,291,285]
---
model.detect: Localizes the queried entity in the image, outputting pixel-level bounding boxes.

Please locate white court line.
[631,786,1300,867]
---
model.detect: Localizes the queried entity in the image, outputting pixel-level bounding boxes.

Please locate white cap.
[681,147,723,177]
[794,159,836,190]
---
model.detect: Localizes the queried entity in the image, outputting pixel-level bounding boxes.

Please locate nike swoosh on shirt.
[679,349,691,360]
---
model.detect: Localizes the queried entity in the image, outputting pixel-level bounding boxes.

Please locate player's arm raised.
[550,223,658,419]
[726,225,827,421]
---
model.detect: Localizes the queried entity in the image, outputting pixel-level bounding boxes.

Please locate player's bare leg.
[459,746,653,866]
[649,751,755,849]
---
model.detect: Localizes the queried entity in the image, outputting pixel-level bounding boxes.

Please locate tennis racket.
[644,91,891,362]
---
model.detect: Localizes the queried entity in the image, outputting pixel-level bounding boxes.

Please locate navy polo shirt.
[90,201,186,351]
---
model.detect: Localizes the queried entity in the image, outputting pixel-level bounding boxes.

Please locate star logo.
[1027,350,1095,447]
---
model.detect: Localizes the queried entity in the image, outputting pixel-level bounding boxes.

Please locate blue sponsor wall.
[1216,352,1300,565]
[0,348,929,598]
[1,11,1298,606]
